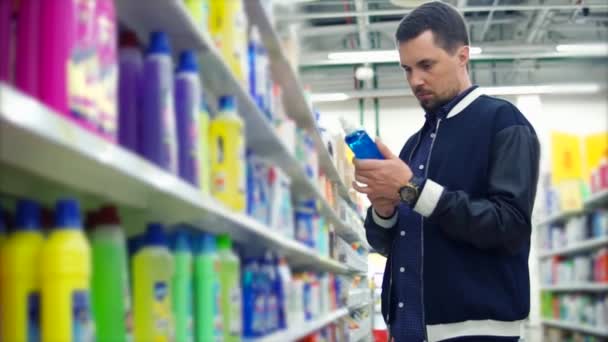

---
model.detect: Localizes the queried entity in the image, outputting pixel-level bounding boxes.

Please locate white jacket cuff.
[414,179,444,218]
[372,208,398,228]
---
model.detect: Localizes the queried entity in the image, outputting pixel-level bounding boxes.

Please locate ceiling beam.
[479,0,500,42]
[280,4,608,21]
[526,8,551,44]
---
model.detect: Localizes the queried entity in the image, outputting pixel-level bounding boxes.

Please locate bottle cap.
[55,198,82,229]
[170,228,191,252]
[218,95,236,112]
[177,50,198,73]
[96,205,121,226]
[147,31,171,55]
[217,234,232,250]
[145,222,166,246]
[15,199,41,231]
[120,30,140,48]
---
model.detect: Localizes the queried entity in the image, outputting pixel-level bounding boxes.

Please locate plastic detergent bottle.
[242,259,264,338]
[217,234,242,342]
[15,0,41,97]
[90,206,131,342]
[193,232,222,342]
[210,95,246,212]
[340,117,384,159]
[0,0,11,82]
[141,31,178,173]
[248,25,269,115]
[41,198,93,342]
[0,199,43,342]
[118,30,143,152]
[276,257,292,330]
[175,50,201,186]
[133,223,174,342]
[170,229,194,342]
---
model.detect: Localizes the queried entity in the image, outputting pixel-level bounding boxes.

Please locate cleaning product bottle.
[198,98,211,195]
[242,259,264,338]
[41,198,93,342]
[210,95,246,212]
[276,257,292,330]
[94,0,118,141]
[217,234,242,342]
[141,31,178,173]
[248,25,269,116]
[170,229,194,342]
[262,252,279,334]
[193,232,222,342]
[118,30,143,152]
[0,199,43,342]
[175,50,201,185]
[339,117,384,159]
[133,223,174,342]
[0,0,11,82]
[0,203,6,245]
[15,0,41,98]
[90,205,131,342]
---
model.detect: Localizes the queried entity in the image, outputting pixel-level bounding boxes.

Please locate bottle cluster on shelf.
[544,326,606,342]
[542,292,608,332]
[541,251,608,285]
[0,198,346,342]
[590,159,608,195]
[540,211,608,251]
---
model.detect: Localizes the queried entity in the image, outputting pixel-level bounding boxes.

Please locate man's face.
[398,30,468,113]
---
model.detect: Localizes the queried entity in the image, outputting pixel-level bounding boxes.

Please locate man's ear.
[458,45,470,67]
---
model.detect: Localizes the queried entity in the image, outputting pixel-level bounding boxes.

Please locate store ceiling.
[277,0,608,98]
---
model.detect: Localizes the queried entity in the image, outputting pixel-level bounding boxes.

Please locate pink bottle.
[15,0,41,97]
[95,0,118,141]
[39,0,75,116]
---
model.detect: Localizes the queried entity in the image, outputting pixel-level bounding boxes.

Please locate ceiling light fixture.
[310,92,350,102]
[355,65,375,81]
[555,43,608,55]
[327,46,483,64]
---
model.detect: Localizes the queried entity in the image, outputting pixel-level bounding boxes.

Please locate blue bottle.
[340,117,384,159]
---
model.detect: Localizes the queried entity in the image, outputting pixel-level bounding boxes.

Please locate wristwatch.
[398,177,425,207]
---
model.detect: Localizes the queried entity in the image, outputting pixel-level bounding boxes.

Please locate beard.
[415,87,460,113]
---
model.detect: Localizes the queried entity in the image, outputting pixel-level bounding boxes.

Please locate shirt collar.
[425,85,479,122]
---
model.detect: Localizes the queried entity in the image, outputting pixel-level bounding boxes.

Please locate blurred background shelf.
[252,308,349,342]
[537,236,608,259]
[541,319,608,337]
[540,283,608,292]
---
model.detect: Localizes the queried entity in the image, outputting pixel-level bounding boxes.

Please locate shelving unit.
[348,288,372,310]
[251,308,349,342]
[541,319,608,337]
[538,236,608,259]
[349,318,372,342]
[540,283,608,292]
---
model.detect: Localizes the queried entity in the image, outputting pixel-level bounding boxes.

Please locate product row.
[542,292,608,331]
[543,327,606,342]
[539,210,608,251]
[590,160,608,195]
[541,251,608,285]
[0,198,346,342]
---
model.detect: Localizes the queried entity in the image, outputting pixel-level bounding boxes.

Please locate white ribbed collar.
[446,87,485,119]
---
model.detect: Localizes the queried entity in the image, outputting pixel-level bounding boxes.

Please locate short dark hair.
[395,1,469,54]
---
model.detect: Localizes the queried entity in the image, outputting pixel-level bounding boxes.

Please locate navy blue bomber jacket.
[364,88,540,341]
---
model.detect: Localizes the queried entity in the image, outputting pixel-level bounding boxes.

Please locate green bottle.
[217,234,242,342]
[90,206,131,342]
[170,229,194,342]
[193,232,222,342]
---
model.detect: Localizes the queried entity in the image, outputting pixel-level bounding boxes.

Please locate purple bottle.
[140,31,178,173]
[15,0,40,97]
[118,31,142,153]
[174,50,201,185]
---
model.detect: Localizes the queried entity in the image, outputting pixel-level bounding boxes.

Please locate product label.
[190,103,201,185]
[238,128,246,196]
[72,291,94,342]
[162,90,178,174]
[124,280,133,342]
[253,294,265,333]
[153,281,172,340]
[213,262,224,339]
[27,293,40,342]
[229,285,242,337]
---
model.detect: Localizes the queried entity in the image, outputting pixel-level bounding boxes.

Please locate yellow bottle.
[0,200,43,342]
[208,0,248,85]
[40,198,93,342]
[133,223,174,342]
[198,100,211,195]
[209,95,246,212]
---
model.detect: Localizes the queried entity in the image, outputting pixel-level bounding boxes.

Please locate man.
[353,2,540,342]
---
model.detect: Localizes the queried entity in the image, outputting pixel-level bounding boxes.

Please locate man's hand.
[370,196,400,218]
[352,138,413,202]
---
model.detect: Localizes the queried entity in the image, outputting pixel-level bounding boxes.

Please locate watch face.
[399,186,418,203]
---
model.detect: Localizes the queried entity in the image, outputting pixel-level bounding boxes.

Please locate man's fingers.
[353,158,384,171]
[352,181,372,194]
[354,174,372,185]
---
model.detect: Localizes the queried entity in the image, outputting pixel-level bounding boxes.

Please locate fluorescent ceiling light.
[555,43,608,55]
[469,46,483,55]
[310,92,350,102]
[482,84,602,96]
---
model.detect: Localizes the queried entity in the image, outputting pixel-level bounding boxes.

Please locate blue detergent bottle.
[340,117,384,159]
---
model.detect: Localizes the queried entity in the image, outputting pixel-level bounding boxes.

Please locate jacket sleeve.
[414,107,540,254]
[364,206,398,257]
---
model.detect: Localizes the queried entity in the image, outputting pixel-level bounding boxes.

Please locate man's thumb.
[376,138,395,159]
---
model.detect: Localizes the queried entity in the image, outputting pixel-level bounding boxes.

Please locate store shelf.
[244,0,356,208]
[0,84,350,274]
[586,190,608,210]
[541,283,608,292]
[252,308,349,342]
[537,210,583,227]
[538,236,608,259]
[348,289,372,310]
[115,0,365,247]
[541,319,608,337]
[349,319,372,342]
